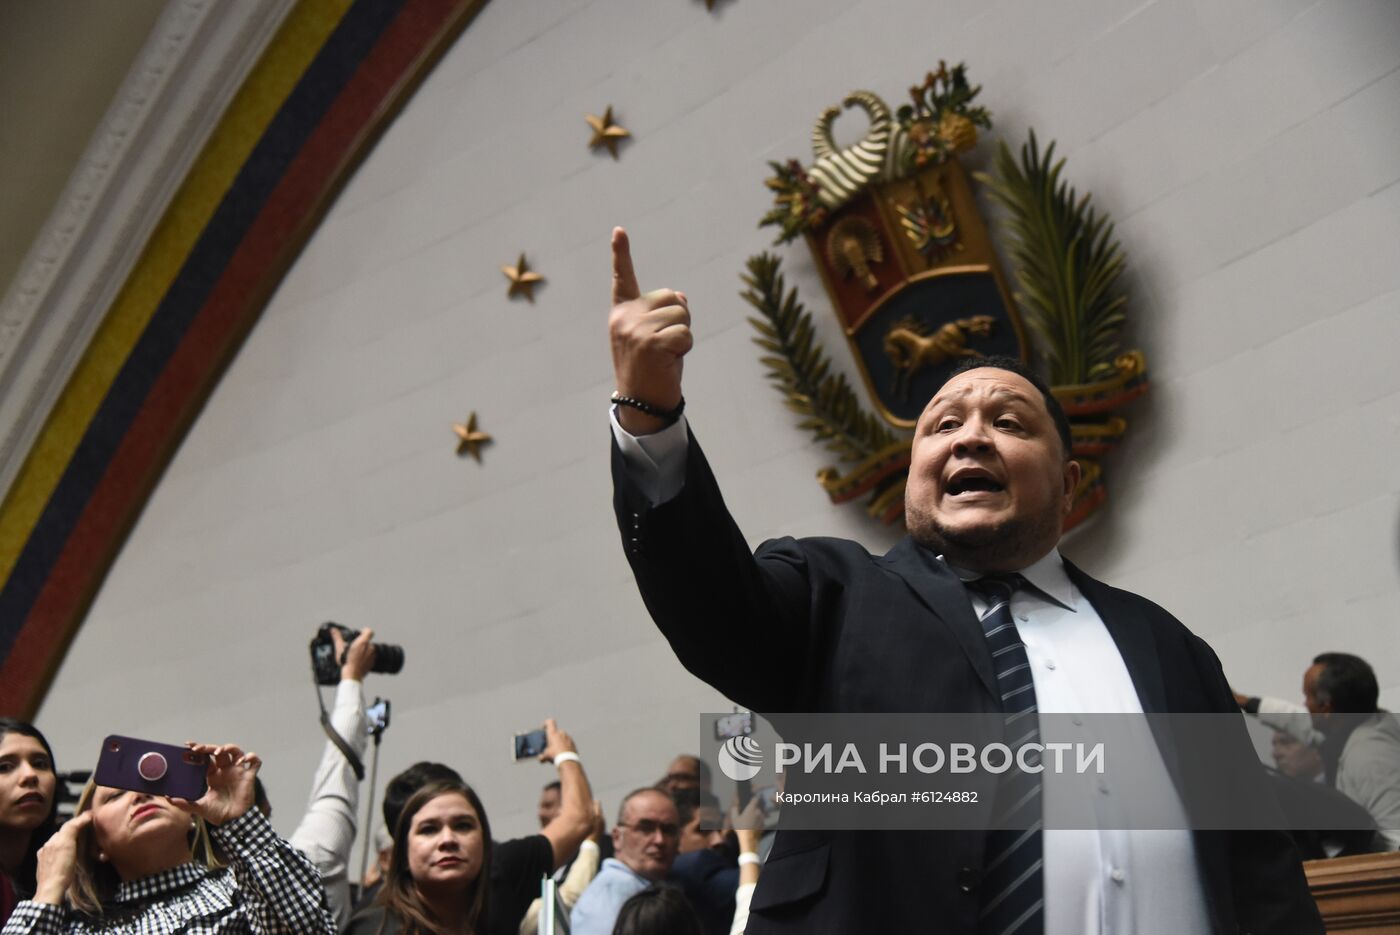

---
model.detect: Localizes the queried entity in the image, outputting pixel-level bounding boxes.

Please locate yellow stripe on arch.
[0,0,353,584]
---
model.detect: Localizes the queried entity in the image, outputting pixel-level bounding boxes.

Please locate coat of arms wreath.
[743,63,1147,530]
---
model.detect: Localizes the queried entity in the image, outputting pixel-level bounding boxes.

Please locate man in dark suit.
[605,227,1322,934]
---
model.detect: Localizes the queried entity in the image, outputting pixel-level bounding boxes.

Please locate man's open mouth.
[947,475,1005,496]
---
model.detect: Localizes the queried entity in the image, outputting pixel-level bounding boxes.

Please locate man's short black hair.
[383,761,464,833]
[542,780,562,794]
[1312,652,1379,714]
[942,355,1073,459]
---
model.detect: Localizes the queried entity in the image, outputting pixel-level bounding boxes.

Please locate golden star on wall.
[502,253,544,302]
[452,412,492,462]
[585,106,630,159]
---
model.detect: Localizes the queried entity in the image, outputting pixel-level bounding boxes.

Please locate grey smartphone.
[715,711,753,740]
[93,736,208,800]
[513,727,547,760]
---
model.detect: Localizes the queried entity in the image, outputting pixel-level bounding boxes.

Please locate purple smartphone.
[94,735,208,800]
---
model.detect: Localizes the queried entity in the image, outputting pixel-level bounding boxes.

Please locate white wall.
[38,0,1400,849]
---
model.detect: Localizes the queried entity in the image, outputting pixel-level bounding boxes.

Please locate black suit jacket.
[613,433,1322,934]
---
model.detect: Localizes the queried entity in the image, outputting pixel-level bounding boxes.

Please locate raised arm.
[606,227,815,713]
[288,627,374,929]
[608,226,691,436]
[538,719,595,869]
[181,744,336,934]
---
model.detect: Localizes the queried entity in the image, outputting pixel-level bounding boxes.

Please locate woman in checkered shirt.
[1,742,335,934]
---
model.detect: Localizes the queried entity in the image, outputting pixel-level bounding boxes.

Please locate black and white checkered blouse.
[1,809,335,934]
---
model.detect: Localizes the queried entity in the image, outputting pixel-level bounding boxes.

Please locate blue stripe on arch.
[0,0,410,664]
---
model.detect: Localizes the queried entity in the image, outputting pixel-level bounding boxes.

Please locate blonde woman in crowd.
[2,742,334,934]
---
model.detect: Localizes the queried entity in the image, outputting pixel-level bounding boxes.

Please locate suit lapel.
[878,544,1172,714]
[1063,560,1168,714]
[882,538,999,703]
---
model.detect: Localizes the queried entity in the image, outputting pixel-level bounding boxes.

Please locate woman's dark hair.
[611,884,704,935]
[382,761,464,839]
[377,779,491,935]
[0,719,59,894]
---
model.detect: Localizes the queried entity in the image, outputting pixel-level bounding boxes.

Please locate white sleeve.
[288,678,367,930]
[730,881,757,935]
[558,839,601,907]
[1336,733,1400,850]
[1253,695,1325,748]
[609,406,690,506]
[519,841,602,935]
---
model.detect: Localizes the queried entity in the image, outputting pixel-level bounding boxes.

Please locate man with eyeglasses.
[570,789,680,935]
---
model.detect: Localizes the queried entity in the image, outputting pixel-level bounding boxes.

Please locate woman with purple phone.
[1,741,335,934]
[0,721,59,927]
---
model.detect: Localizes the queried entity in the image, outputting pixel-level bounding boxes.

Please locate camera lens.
[372,642,404,675]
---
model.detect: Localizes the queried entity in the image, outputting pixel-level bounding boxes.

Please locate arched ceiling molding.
[0,0,490,716]
[0,0,295,506]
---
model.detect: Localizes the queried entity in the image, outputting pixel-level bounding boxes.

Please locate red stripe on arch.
[0,0,485,716]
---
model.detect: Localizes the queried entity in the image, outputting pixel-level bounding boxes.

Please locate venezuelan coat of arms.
[744,63,1147,530]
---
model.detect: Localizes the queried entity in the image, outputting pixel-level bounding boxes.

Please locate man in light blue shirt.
[570,789,679,935]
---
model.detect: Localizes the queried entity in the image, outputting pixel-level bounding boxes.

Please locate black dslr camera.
[309,622,406,686]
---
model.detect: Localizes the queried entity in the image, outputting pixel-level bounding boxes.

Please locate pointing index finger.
[611,227,640,304]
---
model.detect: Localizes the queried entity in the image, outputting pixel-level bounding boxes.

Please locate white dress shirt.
[289,677,367,930]
[611,410,1212,935]
[951,550,1210,934]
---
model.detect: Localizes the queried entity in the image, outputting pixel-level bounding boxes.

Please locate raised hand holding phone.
[607,227,692,436]
[538,717,577,765]
[169,742,261,826]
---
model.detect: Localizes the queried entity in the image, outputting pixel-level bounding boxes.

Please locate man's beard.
[906,499,1062,572]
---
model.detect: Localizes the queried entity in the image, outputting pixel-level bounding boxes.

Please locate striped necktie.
[967,573,1044,935]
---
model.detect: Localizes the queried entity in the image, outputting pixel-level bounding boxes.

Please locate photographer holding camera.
[284,626,381,929]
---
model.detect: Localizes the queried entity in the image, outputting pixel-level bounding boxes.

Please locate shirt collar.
[942,548,1078,612]
[112,861,207,904]
[600,857,650,884]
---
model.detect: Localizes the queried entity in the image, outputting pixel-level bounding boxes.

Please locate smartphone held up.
[513,727,547,761]
[94,736,208,800]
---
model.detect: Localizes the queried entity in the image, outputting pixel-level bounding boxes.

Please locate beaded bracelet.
[611,392,685,425]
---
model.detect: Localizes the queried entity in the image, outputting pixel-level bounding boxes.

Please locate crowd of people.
[1234,651,1400,858]
[0,629,768,935]
[6,642,1395,935]
[4,228,1398,935]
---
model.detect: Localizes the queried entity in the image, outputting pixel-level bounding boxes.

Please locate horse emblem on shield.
[746,64,1147,529]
